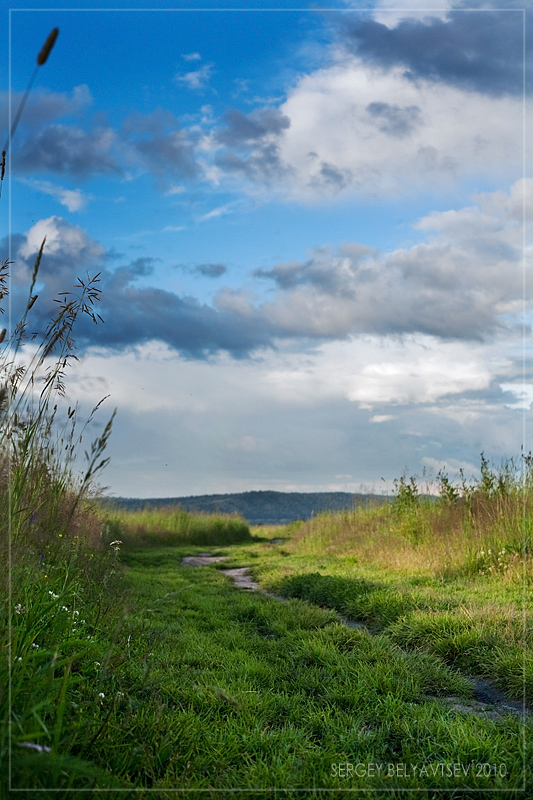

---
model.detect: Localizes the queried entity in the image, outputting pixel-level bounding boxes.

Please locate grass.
[102,503,253,549]
[233,462,532,707]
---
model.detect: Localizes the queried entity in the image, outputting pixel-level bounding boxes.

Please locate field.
[3,459,532,797]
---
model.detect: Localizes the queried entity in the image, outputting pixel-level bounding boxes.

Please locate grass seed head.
[37,28,59,66]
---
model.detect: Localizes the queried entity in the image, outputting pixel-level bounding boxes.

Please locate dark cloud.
[13,125,121,178]
[194,263,227,278]
[174,262,228,278]
[366,102,422,137]
[9,105,199,185]
[314,162,352,192]
[0,85,92,139]
[3,196,524,363]
[216,107,290,146]
[216,142,289,184]
[213,107,291,185]
[120,109,199,181]
[254,244,375,292]
[132,133,198,180]
[339,10,527,96]
[1,220,270,360]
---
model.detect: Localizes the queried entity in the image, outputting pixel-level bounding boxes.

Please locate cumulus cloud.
[212,106,292,185]
[272,56,524,199]
[366,101,422,137]
[253,181,528,341]
[3,180,528,360]
[175,262,227,278]
[9,105,199,186]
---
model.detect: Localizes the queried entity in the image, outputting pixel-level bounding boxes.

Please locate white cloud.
[19,216,104,260]
[66,333,524,497]
[174,63,213,90]
[500,382,533,410]
[197,202,236,222]
[369,0,453,27]
[251,179,528,342]
[163,184,186,196]
[261,335,512,410]
[248,56,526,200]
[19,178,91,212]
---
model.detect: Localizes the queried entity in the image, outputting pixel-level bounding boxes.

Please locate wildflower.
[109,540,122,551]
[94,661,100,667]
[98,692,105,703]
[32,643,39,649]
[17,742,51,753]
[61,606,68,612]
[48,591,59,600]
[58,534,63,538]
[73,610,79,616]
[14,603,24,615]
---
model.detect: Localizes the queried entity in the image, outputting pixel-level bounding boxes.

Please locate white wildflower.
[17,742,51,753]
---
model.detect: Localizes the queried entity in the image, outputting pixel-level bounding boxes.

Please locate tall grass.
[288,452,532,581]
[0,28,131,790]
[102,504,253,549]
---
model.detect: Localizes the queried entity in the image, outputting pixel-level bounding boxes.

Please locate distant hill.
[101,490,390,525]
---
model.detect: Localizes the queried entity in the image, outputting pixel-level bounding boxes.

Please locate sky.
[1,0,531,499]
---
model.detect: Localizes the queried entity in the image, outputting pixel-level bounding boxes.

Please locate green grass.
[102,504,253,549]
[16,542,523,795]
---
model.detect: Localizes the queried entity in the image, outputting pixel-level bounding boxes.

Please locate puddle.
[220,567,260,591]
[181,555,228,567]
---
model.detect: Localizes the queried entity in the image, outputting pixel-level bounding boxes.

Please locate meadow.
[1,30,531,799]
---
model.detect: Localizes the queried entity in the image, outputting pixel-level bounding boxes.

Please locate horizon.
[2,1,530,498]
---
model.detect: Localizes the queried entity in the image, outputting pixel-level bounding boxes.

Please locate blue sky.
[2,0,531,498]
